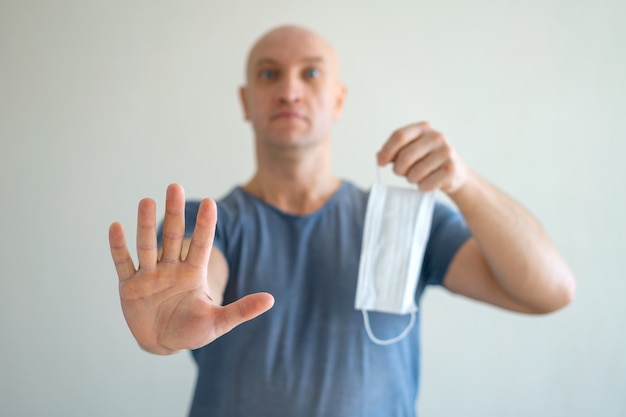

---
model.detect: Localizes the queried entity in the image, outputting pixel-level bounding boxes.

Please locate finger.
[185,198,217,269]
[391,129,446,176]
[416,163,453,192]
[405,146,452,185]
[160,184,186,263]
[109,222,136,281]
[136,198,158,270]
[215,293,275,336]
[377,121,430,166]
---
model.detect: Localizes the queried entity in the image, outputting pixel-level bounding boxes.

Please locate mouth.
[270,111,306,121]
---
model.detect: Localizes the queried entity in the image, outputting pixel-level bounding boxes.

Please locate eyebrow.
[254,56,326,67]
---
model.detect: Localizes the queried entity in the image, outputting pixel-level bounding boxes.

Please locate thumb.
[215,292,274,335]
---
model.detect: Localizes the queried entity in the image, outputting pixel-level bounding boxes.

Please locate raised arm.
[109,184,274,354]
[377,122,575,314]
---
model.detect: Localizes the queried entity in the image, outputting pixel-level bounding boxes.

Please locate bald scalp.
[244,25,341,83]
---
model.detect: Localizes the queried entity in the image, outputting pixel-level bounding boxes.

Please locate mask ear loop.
[362,310,416,345]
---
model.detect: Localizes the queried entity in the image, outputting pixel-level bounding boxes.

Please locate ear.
[239,85,250,121]
[333,83,347,121]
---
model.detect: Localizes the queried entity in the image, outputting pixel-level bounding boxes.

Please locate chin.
[266,131,319,148]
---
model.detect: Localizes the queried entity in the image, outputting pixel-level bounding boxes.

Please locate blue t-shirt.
[174,181,470,417]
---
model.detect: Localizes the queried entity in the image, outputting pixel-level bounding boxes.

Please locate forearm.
[448,170,575,313]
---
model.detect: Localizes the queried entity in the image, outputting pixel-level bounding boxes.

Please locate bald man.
[109,25,575,416]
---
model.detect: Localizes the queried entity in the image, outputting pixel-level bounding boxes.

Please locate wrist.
[447,168,478,201]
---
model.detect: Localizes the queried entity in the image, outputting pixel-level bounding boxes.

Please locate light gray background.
[1,0,624,416]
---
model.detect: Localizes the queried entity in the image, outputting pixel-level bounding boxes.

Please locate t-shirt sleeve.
[420,201,472,287]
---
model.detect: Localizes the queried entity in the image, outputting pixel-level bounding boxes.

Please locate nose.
[275,72,302,104]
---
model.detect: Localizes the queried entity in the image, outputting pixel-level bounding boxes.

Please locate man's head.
[240,25,347,151]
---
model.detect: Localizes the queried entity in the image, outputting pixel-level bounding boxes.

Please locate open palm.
[109,184,274,355]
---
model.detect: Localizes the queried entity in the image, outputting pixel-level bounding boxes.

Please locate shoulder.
[183,187,246,223]
[336,180,369,207]
[179,188,244,234]
[431,199,467,231]
[429,198,471,247]
[421,198,472,285]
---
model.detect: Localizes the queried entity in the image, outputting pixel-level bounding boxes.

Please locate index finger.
[184,198,217,270]
[377,121,430,166]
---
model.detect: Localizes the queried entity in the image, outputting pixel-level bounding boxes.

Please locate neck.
[244,140,341,215]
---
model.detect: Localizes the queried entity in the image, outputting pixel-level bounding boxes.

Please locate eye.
[259,69,278,80]
[304,67,320,79]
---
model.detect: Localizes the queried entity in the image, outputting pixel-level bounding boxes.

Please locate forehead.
[246,29,337,73]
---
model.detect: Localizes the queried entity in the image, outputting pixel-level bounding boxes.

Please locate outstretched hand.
[109,184,274,355]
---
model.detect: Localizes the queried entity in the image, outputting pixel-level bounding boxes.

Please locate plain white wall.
[1,0,624,416]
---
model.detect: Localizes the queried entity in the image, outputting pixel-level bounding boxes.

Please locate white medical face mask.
[355,183,435,345]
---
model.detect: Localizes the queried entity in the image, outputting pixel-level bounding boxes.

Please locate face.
[240,26,346,150]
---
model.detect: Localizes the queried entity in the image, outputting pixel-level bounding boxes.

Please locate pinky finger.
[109,222,136,281]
